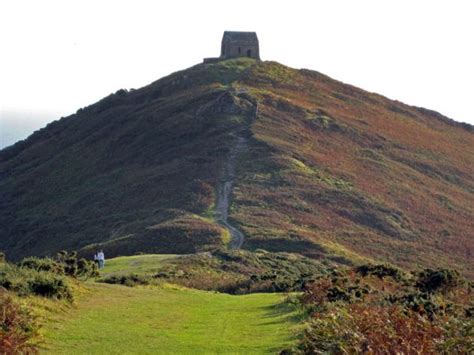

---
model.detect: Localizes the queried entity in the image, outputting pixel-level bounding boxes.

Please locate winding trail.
[215,92,259,249]
[216,135,247,248]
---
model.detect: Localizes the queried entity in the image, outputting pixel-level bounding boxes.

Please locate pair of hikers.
[94,250,105,269]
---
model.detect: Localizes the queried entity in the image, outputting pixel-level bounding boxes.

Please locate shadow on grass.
[259,298,306,353]
[259,297,306,325]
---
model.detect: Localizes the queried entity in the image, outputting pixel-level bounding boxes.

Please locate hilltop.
[1,58,473,277]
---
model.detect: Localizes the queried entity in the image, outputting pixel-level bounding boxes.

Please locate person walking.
[93,252,99,268]
[97,250,105,269]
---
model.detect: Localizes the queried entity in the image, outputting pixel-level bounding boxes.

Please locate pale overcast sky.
[1,0,473,148]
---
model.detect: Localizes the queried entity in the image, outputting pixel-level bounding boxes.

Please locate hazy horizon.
[1,0,474,149]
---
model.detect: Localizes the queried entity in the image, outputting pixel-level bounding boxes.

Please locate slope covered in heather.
[1,58,473,277]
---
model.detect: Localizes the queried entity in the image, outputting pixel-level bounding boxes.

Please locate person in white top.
[97,250,105,269]
[93,253,99,267]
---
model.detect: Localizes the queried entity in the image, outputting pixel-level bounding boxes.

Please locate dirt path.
[216,135,247,249]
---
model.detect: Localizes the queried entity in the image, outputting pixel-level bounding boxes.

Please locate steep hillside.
[1,58,473,277]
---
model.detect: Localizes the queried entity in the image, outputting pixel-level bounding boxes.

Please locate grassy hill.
[1,58,473,277]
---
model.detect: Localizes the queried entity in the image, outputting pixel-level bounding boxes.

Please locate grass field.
[100,254,177,276]
[41,255,303,354]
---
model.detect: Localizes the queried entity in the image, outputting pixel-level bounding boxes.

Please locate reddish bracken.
[0,291,38,354]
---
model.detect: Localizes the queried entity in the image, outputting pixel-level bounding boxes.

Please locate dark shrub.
[28,274,72,300]
[18,257,62,274]
[0,263,73,300]
[100,274,154,287]
[0,265,31,296]
[56,251,97,278]
[416,268,464,293]
[326,286,352,302]
[388,291,449,319]
[76,257,99,278]
[18,251,98,279]
[356,263,405,281]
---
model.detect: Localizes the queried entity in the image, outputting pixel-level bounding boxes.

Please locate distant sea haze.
[0,110,58,149]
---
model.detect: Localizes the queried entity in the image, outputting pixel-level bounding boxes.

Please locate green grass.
[100,254,177,277]
[42,283,302,354]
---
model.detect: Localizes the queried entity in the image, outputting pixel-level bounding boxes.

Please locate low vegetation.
[1,263,72,301]
[1,250,473,353]
[0,291,39,354]
[19,251,99,279]
[0,251,98,301]
[99,249,331,294]
[0,251,98,352]
[286,263,473,354]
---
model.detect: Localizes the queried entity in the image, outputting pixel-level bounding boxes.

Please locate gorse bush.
[356,263,406,281]
[0,263,73,300]
[19,251,98,279]
[416,268,465,293]
[0,250,99,301]
[28,273,72,300]
[388,291,451,320]
[100,274,156,287]
[0,251,95,300]
[0,291,39,354]
[66,251,99,278]
[289,264,473,354]
[18,257,63,274]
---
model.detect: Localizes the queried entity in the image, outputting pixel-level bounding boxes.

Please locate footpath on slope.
[42,282,301,354]
[215,97,258,249]
[216,135,247,249]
